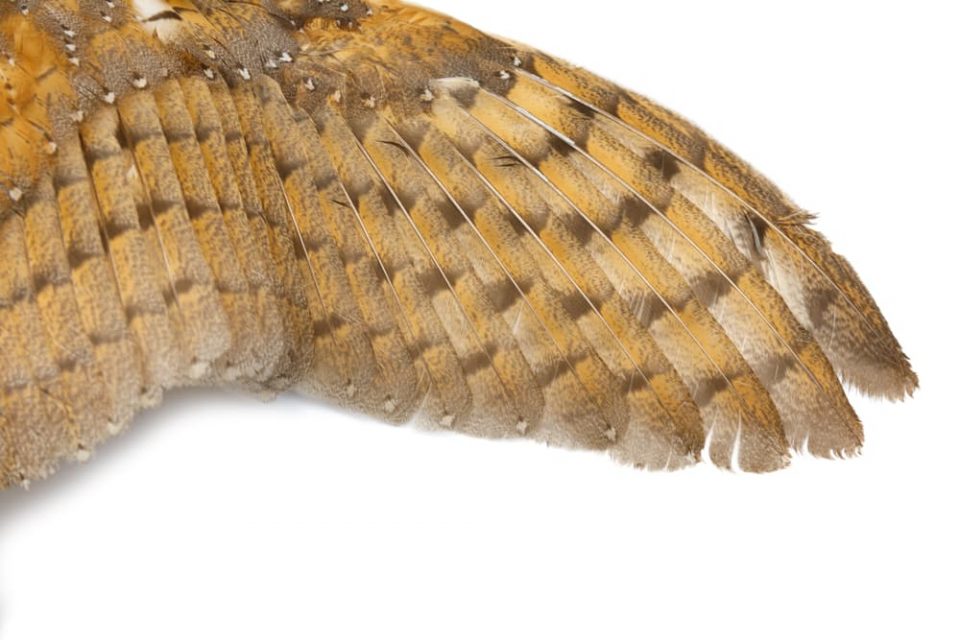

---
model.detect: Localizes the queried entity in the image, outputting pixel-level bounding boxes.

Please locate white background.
[2,1,958,638]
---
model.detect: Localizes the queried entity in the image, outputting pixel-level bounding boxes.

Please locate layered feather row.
[0,0,916,487]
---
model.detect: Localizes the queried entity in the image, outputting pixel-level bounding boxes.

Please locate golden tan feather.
[0,0,916,488]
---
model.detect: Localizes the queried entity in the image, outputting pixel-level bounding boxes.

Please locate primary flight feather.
[0,0,916,487]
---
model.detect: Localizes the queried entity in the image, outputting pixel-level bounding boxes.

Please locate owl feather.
[0,0,916,488]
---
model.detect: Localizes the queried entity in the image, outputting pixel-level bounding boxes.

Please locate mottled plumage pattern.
[0,0,916,487]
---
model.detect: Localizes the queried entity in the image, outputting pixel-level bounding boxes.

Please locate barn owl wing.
[0,0,916,488]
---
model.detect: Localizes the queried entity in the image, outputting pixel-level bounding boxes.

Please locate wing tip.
[841,357,919,403]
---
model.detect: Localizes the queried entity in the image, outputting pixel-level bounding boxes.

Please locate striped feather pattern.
[0,0,915,487]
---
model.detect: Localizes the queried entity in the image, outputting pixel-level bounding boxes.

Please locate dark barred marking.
[164,128,198,145]
[524,135,576,166]
[173,278,196,296]
[312,173,336,192]
[377,187,400,217]
[67,245,102,270]
[136,203,155,230]
[215,280,249,295]
[753,356,797,387]
[418,268,448,298]
[125,127,164,147]
[150,197,182,217]
[276,157,308,181]
[88,331,126,347]
[103,218,138,240]
[216,198,244,214]
[566,214,595,245]
[548,135,578,158]
[392,184,424,212]
[646,149,681,183]
[806,287,840,328]
[689,271,734,306]
[297,234,325,255]
[535,358,571,388]
[461,351,492,378]
[183,197,219,221]
[692,376,728,406]
[618,197,654,229]
[504,211,527,237]
[561,292,593,321]
[0,286,30,308]
[52,169,86,192]
[82,145,121,164]
[566,96,597,121]
[56,358,80,374]
[635,295,670,327]
[487,278,522,313]
[32,272,71,294]
[144,10,182,22]
[437,200,468,230]
[312,315,346,337]
[194,124,219,144]
[446,83,480,110]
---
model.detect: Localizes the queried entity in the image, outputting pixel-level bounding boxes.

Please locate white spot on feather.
[432,77,480,92]
[132,0,172,22]
[132,0,181,41]
[189,361,210,380]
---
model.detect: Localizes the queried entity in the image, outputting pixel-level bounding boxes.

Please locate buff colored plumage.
[0,0,916,488]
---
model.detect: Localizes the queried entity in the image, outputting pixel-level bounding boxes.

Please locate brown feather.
[0,0,916,488]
